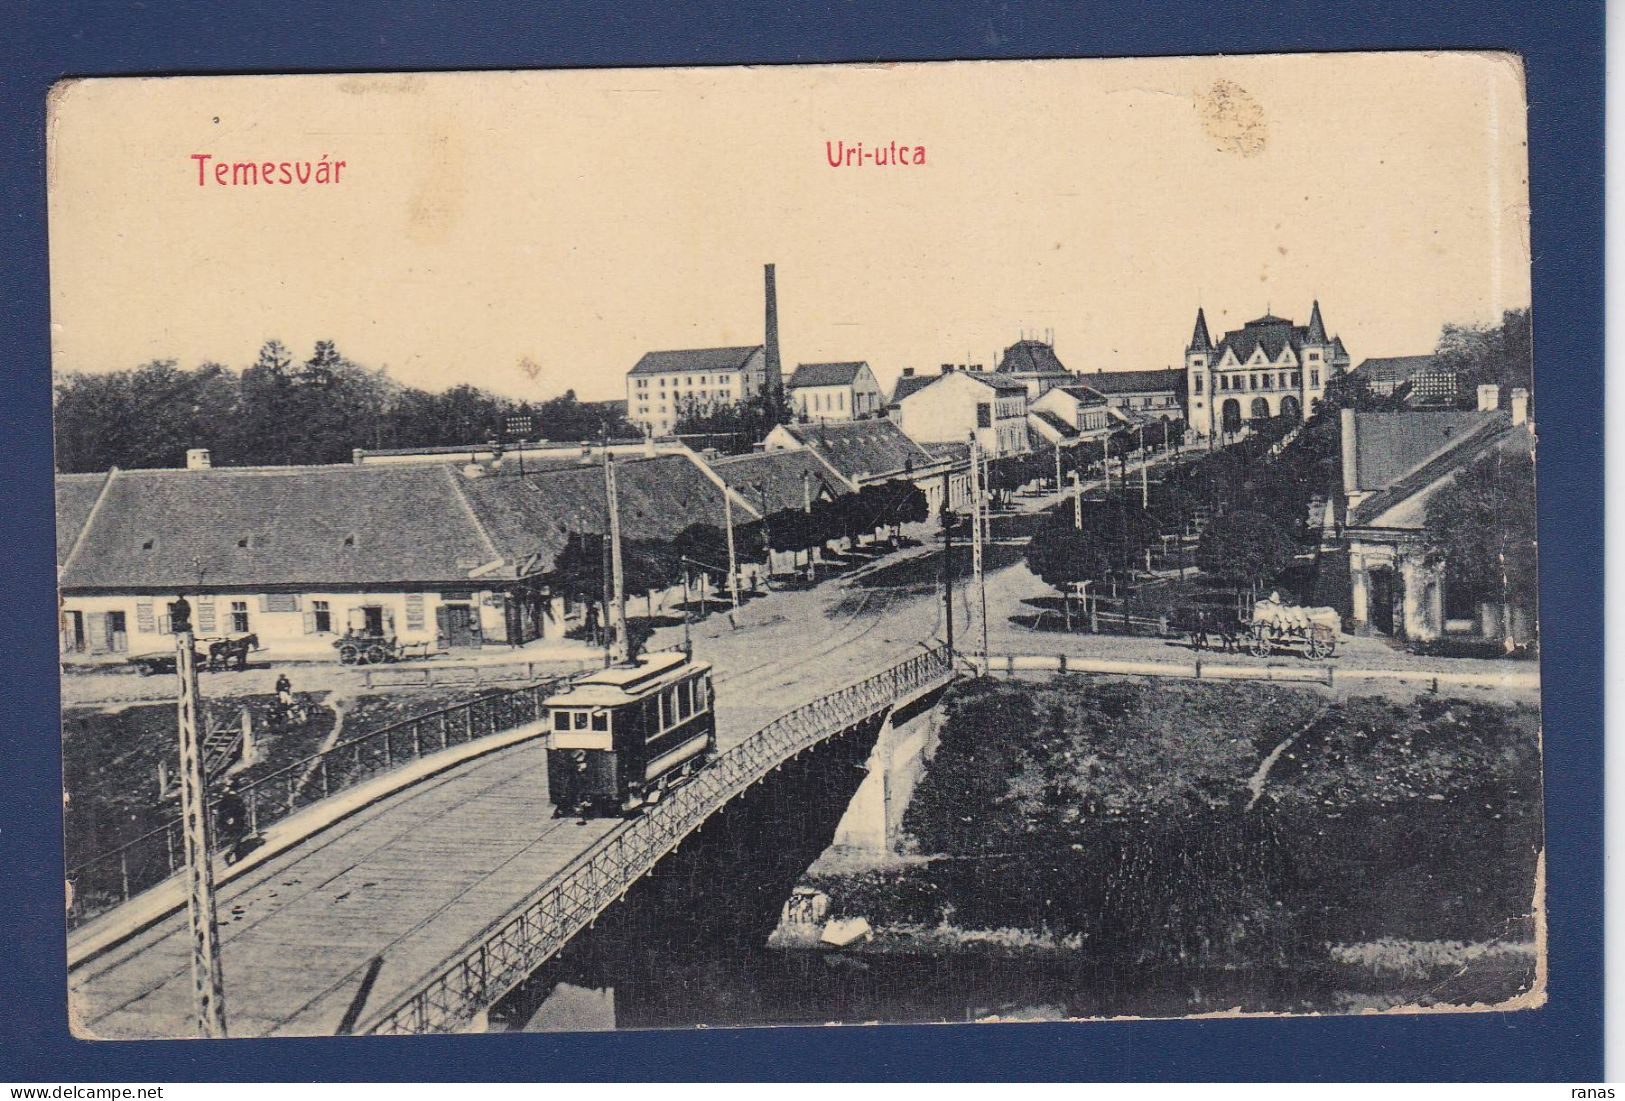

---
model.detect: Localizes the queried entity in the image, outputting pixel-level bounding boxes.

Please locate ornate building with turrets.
[1184,301,1350,440]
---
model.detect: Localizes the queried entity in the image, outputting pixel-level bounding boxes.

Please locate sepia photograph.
[46,53,1542,1041]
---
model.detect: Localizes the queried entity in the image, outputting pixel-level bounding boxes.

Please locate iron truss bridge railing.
[360,642,954,1036]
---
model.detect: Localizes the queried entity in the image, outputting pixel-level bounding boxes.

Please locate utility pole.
[1140,425,1150,510]
[171,596,227,1038]
[723,486,740,627]
[1071,470,1083,530]
[604,452,629,663]
[1054,440,1063,496]
[941,468,955,658]
[968,434,989,674]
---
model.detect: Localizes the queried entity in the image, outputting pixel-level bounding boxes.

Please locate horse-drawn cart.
[1246,594,1340,660]
[332,607,435,665]
[129,633,260,675]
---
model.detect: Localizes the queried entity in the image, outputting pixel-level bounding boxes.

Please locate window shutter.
[258,595,271,613]
[86,612,107,654]
[302,611,317,634]
[434,605,450,649]
[405,593,425,631]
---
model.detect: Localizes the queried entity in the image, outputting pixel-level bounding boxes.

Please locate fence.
[361,643,953,1035]
[66,677,568,930]
[359,660,592,690]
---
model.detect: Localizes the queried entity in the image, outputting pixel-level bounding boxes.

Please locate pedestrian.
[215,777,250,865]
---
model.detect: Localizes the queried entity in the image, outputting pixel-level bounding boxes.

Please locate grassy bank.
[802,676,1542,1011]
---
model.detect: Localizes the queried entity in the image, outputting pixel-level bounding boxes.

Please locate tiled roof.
[777,419,939,483]
[996,340,1071,377]
[968,372,1028,394]
[56,472,110,566]
[1028,410,1079,441]
[57,453,764,592]
[920,441,970,467]
[1084,368,1187,396]
[1348,416,1522,527]
[628,345,762,377]
[59,464,509,591]
[1353,355,1440,385]
[888,373,937,403]
[788,361,868,388]
[1346,410,1500,495]
[461,454,757,573]
[1052,384,1109,406]
[710,449,854,513]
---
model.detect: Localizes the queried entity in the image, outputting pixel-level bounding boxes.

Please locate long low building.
[56,453,762,662]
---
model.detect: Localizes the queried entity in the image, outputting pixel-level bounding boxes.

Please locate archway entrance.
[1280,394,1301,421]
[1220,398,1241,434]
[1250,397,1271,420]
[1368,566,1398,636]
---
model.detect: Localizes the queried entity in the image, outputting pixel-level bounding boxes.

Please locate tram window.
[659,691,670,730]
[572,711,590,731]
[552,710,569,731]
[678,681,692,720]
[590,710,608,732]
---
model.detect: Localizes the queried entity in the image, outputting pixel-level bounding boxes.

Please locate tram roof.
[544,650,711,707]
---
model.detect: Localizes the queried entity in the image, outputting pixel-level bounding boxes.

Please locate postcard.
[47,53,1540,1039]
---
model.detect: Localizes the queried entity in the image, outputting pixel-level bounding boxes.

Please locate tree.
[1196,509,1302,587]
[1026,502,1158,590]
[1434,307,1533,401]
[1423,447,1537,629]
[1314,368,1410,416]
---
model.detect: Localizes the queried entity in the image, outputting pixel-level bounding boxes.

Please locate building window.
[1311,369,1320,387]
[230,601,250,634]
[312,599,332,633]
[1194,376,1203,394]
[136,600,156,633]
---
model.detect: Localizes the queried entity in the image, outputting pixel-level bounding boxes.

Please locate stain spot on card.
[406,119,464,242]
[1196,79,1267,157]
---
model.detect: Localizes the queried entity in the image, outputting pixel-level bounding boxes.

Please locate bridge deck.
[69,649,941,1039]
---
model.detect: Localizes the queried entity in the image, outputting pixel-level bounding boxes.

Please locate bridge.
[68,643,954,1039]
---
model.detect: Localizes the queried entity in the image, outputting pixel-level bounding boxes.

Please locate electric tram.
[544,649,716,817]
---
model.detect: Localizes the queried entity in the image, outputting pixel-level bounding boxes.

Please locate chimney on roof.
[1340,408,1359,496]
[764,263,783,395]
[941,364,954,374]
[186,448,211,471]
[1477,383,1500,412]
[1510,387,1529,426]
[901,367,915,377]
[352,448,365,465]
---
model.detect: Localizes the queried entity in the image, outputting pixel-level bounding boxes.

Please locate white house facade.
[786,361,886,422]
[893,367,1030,458]
[625,345,767,436]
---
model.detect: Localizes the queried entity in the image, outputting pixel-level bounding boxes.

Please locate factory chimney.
[764,263,783,397]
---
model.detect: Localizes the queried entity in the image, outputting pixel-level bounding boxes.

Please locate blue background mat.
[0,0,1603,1081]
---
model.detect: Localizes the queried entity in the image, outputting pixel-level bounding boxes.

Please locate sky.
[46,53,1530,403]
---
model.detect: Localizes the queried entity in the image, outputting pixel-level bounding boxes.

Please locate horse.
[208,633,258,671]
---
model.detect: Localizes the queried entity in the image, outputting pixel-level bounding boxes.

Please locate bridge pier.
[830,697,943,857]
